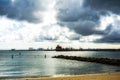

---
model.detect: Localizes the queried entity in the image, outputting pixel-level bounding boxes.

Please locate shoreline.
[22,72,120,80]
[0,72,120,80]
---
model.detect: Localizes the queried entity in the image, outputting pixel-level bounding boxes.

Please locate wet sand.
[20,72,120,80]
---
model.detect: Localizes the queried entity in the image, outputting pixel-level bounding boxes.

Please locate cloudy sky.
[0,0,120,49]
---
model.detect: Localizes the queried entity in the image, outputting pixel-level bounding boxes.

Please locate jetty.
[52,55,120,66]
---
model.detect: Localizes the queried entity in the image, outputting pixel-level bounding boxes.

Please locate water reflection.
[0,51,119,77]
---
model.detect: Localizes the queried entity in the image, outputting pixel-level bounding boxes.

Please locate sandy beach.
[17,72,120,80]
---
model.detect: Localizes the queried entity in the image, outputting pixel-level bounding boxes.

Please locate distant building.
[29,47,35,51]
[56,45,62,51]
[11,49,16,51]
[37,48,44,51]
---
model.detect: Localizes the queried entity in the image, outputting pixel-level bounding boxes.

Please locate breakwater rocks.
[52,55,120,66]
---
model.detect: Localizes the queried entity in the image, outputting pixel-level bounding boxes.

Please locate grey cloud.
[84,0,120,14]
[56,0,101,36]
[34,36,55,42]
[1,0,120,43]
[58,20,104,36]
[68,35,80,40]
[56,0,120,43]
[34,33,58,42]
[95,24,120,43]
[0,0,47,23]
[65,33,81,40]
[96,32,120,43]
[56,0,100,22]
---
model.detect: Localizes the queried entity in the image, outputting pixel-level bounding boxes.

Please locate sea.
[0,50,120,77]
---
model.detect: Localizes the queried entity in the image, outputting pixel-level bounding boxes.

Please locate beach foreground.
[19,72,120,80]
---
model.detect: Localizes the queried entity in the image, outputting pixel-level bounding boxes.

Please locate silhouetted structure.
[11,49,16,51]
[37,48,44,51]
[56,45,62,51]
[11,54,14,59]
[45,54,46,58]
[55,45,83,51]
[28,47,35,51]
[19,52,21,55]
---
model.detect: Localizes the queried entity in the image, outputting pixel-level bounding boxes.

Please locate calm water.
[0,51,120,77]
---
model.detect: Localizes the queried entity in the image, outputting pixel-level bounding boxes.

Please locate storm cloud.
[84,0,120,14]
[0,0,49,23]
[0,0,120,43]
[56,0,120,43]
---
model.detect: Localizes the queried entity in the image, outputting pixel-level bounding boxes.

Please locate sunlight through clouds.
[43,0,57,24]
[98,14,114,31]
[0,15,75,44]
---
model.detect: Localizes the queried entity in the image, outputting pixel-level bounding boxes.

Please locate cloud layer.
[0,0,120,44]
[56,0,120,43]
[0,0,52,23]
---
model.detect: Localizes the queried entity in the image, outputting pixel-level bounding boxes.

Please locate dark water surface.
[0,51,120,77]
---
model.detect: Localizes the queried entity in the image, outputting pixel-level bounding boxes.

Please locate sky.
[0,0,120,49]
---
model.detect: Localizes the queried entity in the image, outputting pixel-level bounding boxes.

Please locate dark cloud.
[34,36,56,42]
[96,32,120,43]
[1,0,120,43]
[59,20,103,36]
[84,0,120,14]
[56,0,101,36]
[56,0,100,22]
[0,0,46,23]
[65,33,80,40]
[56,0,120,43]
[95,24,120,43]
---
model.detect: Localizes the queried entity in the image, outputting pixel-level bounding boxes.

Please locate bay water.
[0,51,120,77]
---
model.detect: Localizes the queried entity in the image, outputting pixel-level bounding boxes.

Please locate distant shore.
[1,48,120,51]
